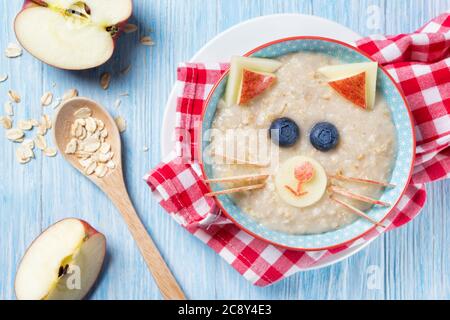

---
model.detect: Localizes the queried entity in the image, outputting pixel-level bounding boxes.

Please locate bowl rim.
[198,36,417,252]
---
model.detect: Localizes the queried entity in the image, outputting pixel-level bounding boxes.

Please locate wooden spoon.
[53,97,186,300]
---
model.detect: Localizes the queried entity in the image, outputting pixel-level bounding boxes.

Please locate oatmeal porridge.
[208,52,397,235]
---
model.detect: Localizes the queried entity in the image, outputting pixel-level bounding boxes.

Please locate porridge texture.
[209,52,397,235]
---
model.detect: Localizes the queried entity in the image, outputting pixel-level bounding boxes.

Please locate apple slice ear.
[238,69,276,105]
[225,56,282,106]
[328,72,367,109]
[318,62,378,109]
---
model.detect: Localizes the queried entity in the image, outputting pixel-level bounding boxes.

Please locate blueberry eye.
[269,118,300,147]
[310,122,340,152]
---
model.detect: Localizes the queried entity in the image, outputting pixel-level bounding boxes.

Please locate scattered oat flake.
[44,147,57,157]
[143,146,149,152]
[37,124,48,136]
[16,146,34,164]
[63,88,78,101]
[84,141,101,153]
[85,117,97,132]
[40,92,53,106]
[140,36,154,46]
[100,72,111,90]
[42,115,52,129]
[0,116,12,129]
[119,92,129,97]
[85,161,97,175]
[100,142,111,153]
[114,99,121,108]
[18,120,33,131]
[79,158,93,168]
[65,139,78,154]
[123,23,138,33]
[65,112,116,178]
[4,101,13,116]
[106,160,115,169]
[34,135,47,150]
[74,107,92,119]
[114,116,127,133]
[8,90,20,103]
[0,74,8,83]
[6,128,24,141]
[22,139,34,150]
[5,43,22,58]
[95,164,108,178]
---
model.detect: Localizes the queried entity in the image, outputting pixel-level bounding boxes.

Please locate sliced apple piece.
[318,62,378,109]
[328,72,367,109]
[14,0,132,70]
[225,56,282,106]
[275,156,328,208]
[15,218,106,300]
[238,69,276,105]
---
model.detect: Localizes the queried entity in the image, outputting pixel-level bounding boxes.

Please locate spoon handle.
[110,191,186,300]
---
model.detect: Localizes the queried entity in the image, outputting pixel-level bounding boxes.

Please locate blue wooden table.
[1,0,449,300]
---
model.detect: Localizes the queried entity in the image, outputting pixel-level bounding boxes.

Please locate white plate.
[161,13,375,271]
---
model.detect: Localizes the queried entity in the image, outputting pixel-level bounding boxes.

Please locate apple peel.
[328,72,367,109]
[238,69,276,105]
[318,62,378,109]
[225,56,282,106]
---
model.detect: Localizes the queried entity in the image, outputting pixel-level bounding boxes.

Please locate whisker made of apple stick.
[204,173,270,184]
[329,174,396,188]
[330,196,387,228]
[206,184,266,197]
[329,186,391,207]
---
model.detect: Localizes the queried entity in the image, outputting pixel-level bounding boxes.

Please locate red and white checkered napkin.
[145,13,450,286]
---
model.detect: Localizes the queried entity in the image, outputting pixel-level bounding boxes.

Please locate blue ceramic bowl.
[200,37,415,251]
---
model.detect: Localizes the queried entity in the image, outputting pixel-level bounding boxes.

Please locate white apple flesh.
[14,0,133,70]
[15,218,106,300]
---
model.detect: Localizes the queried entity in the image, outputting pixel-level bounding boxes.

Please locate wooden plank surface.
[0,0,449,300]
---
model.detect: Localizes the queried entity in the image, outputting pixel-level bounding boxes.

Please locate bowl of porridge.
[199,37,415,251]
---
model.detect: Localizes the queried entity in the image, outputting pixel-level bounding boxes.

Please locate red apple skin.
[22,0,44,10]
[14,218,106,300]
[79,219,101,238]
[239,69,276,105]
[14,0,134,70]
[328,72,367,109]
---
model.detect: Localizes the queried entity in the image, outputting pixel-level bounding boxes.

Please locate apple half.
[15,218,106,300]
[14,0,133,70]
[318,62,378,109]
[238,69,276,105]
[225,56,282,106]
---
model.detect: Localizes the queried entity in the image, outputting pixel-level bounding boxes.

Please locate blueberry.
[269,118,300,147]
[310,122,340,152]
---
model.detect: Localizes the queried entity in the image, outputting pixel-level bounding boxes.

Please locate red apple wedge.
[225,56,282,106]
[328,72,367,109]
[318,62,378,109]
[15,218,106,300]
[14,0,133,70]
[238,69,276,105]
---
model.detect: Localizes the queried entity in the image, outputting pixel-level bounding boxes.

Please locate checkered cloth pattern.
[145,13,450,286]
